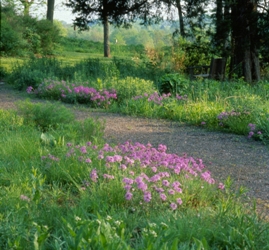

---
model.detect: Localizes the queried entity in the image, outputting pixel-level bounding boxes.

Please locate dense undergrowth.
[5,56,269,145]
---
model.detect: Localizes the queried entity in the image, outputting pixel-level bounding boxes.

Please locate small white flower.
[149,230,158,238]
[106,215,112,221]
[75,216,81,221]
[149,223,157,228]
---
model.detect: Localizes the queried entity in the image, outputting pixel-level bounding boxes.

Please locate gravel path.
[1,83,269,220]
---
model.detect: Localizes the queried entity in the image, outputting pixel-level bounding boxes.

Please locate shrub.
[109,77,157,104]
[0,6,26,56]
[15,100,75,131]
[158,73,189,95]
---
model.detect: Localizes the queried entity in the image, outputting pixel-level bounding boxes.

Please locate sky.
[30,0,76,24]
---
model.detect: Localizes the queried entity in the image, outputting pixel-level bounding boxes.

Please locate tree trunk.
[229,0,260,83]
[46,0,55,23]
[21,0,33,16]
[175,0,185,37]
[103,15,110,57]
[215,0,223,47]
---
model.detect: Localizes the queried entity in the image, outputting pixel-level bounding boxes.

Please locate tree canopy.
[66,0,163,57]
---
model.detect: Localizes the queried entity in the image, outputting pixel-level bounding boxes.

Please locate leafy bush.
[7,58,63,90]
[109,77,157,104]
[0,109,24,131]
[158,73,189,95]
[15,100,75,131]
[0,5,60,57]
[0,6,27,56]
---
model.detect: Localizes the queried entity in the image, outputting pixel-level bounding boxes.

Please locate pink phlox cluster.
[90,168,98,182]
[43,140,224,211]
[132,92,172,105]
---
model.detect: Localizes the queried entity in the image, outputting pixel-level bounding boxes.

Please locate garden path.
[1,83,269,221]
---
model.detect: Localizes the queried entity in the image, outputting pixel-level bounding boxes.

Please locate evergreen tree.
[66,0,163,57]
[213,0,268,82]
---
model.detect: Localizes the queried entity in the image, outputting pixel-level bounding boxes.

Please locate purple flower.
[113,155,123,162]
[124,184,132,191]
[162,180,170,187]
[171,181,181,188]
[125,192,133,200]
[158,144,167,153]
[26,86,34,94]
[85,158,92,163]
[176,198,183,205]
[248,123,256,131]
[123,177,134,185]
[137,181,148,191]
[106,156,115,163]
[90,169,98,182]
[257,131,262,135]
[201,121,206,125]
[168,189,175,195]
[160,193,167,201]
[170,202,177,210]
[103,174,114,180]
[218,183,225,190]
[143,191,152,202]
[80,146,87,154]
[174,186,182,193]
[248,131,254,138]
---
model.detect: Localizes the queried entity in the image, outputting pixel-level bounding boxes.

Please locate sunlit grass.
[0,103,268,249]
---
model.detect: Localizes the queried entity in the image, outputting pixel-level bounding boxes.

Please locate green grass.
[1,39,269,249]
[0,102,268,249]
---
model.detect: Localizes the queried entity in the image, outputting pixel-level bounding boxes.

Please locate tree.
[213,0,269,82]
[161,0,185,37]
[65,0,163,57]
[46,0,55,22]
[161,0,210,38]
[20,0,34,16]
[229,0,261,82]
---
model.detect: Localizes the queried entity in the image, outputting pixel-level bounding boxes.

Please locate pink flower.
[20,195,30,202]
[218,183,225,190]
[160,193,167,201]
[201,121,206,125]
[162,180,170,187]
[125,192,133,200]
[90,169,98,182]
[168,189,175,195]
[248,131,254,138]
[26,86,33,94]
[103,174,114,180]
[176,198,183,205]
[170,202,177,210]
[143,191,152,202]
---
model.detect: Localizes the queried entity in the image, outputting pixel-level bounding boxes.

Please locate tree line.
[1,0,269,83]
[65,0,269,83]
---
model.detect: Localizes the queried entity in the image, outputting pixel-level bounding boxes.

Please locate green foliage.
[109,77,157,104]
[172,37,213,70]
[0,102,269,249]
[7,58,63,90]
[0,109,24,131]
[15,100,75,131]
[0,5,27,56]
[0,5,61,57]
[158,73,189,95]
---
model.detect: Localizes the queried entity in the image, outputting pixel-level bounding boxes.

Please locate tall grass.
[1,36,269,249]
[0,103,268,249]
